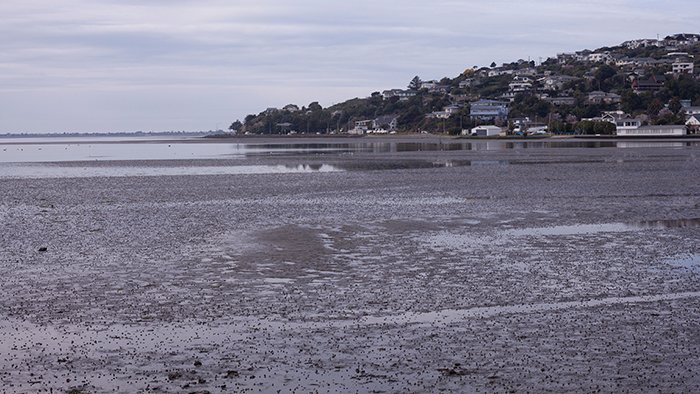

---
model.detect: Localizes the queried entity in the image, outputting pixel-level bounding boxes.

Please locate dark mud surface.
[1,137,699,393]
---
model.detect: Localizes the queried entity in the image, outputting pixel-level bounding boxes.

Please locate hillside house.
[420,80,439,90]
[459,79,474,88]
[588,52,613,63]
[543,96,576,106]
[587,91,622,104]
[488,68,515,77]
[672,61,695,75]
[686,115,700,134]
[683,106,700,116]
[469,99,509,120]
[373,115,399,131]
[382,89,417,100]
[508,79,533,93]
[539,75,579,91]
[622,38,662,49]
[632,75,666,93]
[444,104,462,115]
[350,120,373,134]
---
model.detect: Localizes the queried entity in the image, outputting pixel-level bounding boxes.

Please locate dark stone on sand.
[38,247,47,252]
[167,371,182,380]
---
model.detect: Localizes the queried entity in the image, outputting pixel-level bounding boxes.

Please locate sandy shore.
[1,139,699,393]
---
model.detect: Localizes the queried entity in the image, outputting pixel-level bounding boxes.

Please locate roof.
[374,114,398,123]
[685,115,700,124]
[471,99,509,105]
[637,125,686,130]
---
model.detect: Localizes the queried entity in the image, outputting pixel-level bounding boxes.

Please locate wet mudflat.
[0,137,699,393]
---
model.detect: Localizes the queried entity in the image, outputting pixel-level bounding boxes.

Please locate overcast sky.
[1,0,698,133]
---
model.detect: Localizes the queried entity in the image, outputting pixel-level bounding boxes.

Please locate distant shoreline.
[1,133,698,146]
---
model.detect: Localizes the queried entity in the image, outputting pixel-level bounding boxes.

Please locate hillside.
[234,33,700,135]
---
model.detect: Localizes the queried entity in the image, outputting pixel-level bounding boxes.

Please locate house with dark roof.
[686,115,700,134]
[587,91,621,104]
[632,75,666,93]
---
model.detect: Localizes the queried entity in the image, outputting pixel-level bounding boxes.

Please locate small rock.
[168,371,182,381]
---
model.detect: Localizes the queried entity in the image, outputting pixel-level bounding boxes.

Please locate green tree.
[308,101,323,112]
[668,97,682,114]
[647,99,663,119]
[575,120,615,135]
[408,76,422,90]
[621,90,645,114]
[229,120,243,131]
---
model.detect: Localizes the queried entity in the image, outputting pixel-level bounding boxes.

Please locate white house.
[605,113,687,136]
[487,69,515,77]
[420,80,439,90]
[622,38,662,49]
[588,52,613,63]
[382,89,417,100]
[616,125,687,136]
[467,125,502,137]
[684,106,700,116]
[672,61,695,75]
[508,82,532,92]
[685,115,700,134]
[427,111,450,119]
[350,120,373,134]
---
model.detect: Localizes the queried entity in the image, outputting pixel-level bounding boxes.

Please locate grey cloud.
[1,0,698,132]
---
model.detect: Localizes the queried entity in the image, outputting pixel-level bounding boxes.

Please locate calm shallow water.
[1,136,698,179]
[0,163,341,179]
[666,254,700,270]
[2,137,698,164]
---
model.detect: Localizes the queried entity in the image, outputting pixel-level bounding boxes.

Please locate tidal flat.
[1,136,699,393]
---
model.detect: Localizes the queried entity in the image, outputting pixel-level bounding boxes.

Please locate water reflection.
[0,164,341,179]
[636,218,700,229]
[505,218,700,237]
[665,254,700,270]
[0,142,248,163]
[2,138,699,163]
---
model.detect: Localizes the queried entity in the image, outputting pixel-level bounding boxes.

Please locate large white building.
[672,61,695,75]
[465,125,502,137]
[604,113,687,136]
[616,124,687,137]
